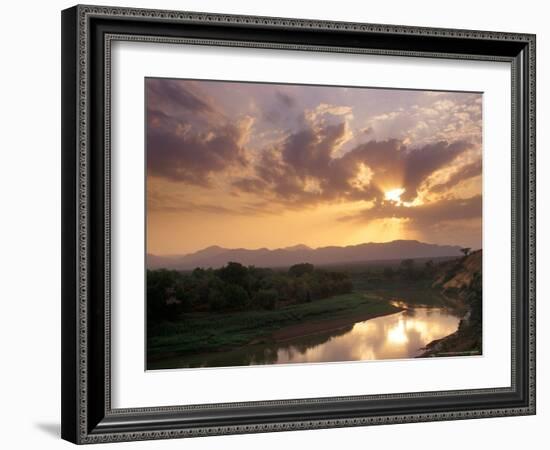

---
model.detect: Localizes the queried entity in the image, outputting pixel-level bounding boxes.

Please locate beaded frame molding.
[61,4,536,444]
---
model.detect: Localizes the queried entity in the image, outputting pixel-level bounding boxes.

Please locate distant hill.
[147,240,463,270]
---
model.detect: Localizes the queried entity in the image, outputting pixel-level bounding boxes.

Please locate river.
[157,302,461,369]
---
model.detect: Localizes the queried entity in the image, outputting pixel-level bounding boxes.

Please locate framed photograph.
[61,5,536,444]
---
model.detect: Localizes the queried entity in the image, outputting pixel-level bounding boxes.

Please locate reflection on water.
[161,306,461,369]
[389,299,411,310]
[275,307,459,364]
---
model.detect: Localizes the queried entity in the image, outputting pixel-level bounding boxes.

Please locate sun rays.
[384,188,406,204]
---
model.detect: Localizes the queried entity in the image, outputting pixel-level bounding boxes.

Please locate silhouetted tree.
[400,258,416,280]
[288,263,315,277]
[424,260,435,278]
[254,289,278,310]
[147,261,352,317]
[223,283,250,310]
[207,288,227,311]
[217,262,249,288]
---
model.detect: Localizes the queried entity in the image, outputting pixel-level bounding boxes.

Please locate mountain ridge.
[147,239,465,270]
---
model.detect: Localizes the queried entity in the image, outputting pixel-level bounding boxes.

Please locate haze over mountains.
[147,240,464,270]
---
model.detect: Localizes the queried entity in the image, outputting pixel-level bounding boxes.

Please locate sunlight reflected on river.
[274,307,460,364]
[153,305,462,369]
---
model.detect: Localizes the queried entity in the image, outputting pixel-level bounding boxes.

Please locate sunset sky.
[146,78,482,256]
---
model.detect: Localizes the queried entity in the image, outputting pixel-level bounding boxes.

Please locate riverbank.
[419,251,482,357]
[147,291,401,367]
[270,309,403,342]
[419,311,481,357]
[416,292,479,357]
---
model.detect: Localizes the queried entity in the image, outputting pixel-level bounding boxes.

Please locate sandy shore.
[269,308,403,343]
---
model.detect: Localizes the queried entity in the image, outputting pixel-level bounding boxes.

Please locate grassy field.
[372,284,447,306]
[147,291,400,361]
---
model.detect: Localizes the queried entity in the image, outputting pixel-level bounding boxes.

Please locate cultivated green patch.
[147,291,400,361]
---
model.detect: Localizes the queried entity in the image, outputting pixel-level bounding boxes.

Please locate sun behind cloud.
[146,78,482,254]
[384,188,406,204]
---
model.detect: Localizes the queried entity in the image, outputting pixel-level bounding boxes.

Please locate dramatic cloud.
[147,79,251,185]
[147,120,250,185]
[430,159,482,193]
[275,90,296,108]
[147,78,214,117]
[148,193,263,216]
[146,78,483,252]
[400,140,471,201]
[363,95,482,149]
[341,195,482,227]
[233,133,472,207]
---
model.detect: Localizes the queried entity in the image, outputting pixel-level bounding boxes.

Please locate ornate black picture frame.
[61,4,536,444]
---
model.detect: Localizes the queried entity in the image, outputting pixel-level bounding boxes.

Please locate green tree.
[223,283,249,310]
[146,269,180,320]
[254,289,278,310]
[207,288,227,311]
[400,258,416,280]
[174,285,192,312]
[293,279,310,303]
[191,267,207,279]
[217,262,249,288]
[288,263,315,277]
[424,260,435,278]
